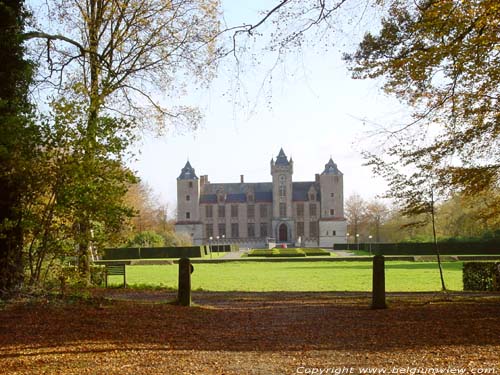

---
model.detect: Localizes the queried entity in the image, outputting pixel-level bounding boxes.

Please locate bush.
[126,231,165,248]
[247,249,306,257]
[302,248,330,256]
[463,262,500,291]
[60,265,106,287]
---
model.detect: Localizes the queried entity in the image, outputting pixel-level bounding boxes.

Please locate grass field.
[107,261,464,291]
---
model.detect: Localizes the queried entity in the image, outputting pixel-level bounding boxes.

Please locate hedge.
[209,244,239,252]
[334,239,500,255]
[248,249,307,257]
[463,262,500,291]
[101,246,206,260]
[302,248,330,256]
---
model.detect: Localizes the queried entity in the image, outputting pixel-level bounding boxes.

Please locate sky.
[128,1,411,213]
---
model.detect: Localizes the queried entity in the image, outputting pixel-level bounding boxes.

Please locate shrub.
[463,262,500,291]
[126,231,165,248]
[247,249,306,257]
[302,248,330,256]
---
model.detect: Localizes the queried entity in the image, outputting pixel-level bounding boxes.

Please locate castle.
[175,149,347,248]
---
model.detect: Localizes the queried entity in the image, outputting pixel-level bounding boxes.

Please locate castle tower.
[270,148,294,243]
[319,158,344,218]
[318,158,347,247]
[175,161,203,244]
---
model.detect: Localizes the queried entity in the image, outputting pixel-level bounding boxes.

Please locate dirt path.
[1,291,499,374]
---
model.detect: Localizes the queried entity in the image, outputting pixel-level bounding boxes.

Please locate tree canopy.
[344,0,499,212]
[0,0,35,294]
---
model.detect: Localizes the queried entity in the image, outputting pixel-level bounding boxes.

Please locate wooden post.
[178,258,192,306]
[372,254,387,309]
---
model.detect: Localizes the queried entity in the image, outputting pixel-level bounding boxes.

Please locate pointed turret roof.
[178,161,198,180]
[321,158,342,175]
[275,148,290,166]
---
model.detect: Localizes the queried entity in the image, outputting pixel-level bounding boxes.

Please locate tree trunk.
[431,190,446,291]
[75,0,102,284]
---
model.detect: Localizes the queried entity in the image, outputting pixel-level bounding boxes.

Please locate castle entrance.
[278,223,288,242]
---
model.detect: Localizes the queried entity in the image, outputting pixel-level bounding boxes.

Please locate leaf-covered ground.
[1,290,499,374]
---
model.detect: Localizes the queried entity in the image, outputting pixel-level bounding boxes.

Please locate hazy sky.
[128,1,411,213]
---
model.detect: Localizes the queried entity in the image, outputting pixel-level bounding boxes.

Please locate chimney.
[240,174,244,183]
[315,174,320,183]
[200,175,209,186]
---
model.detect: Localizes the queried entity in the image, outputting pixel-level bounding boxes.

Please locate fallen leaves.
[0,291,499,374]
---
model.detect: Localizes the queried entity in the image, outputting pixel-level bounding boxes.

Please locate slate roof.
[321,158,342,175]
[202,182,272,195]
[274,148,290,166]
[199,181,319,203]
[177,161,198,180]
[292,181,320,201]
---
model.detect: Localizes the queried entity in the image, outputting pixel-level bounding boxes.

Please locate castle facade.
[175,149,347,248]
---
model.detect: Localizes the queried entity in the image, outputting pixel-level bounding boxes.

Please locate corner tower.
[318,158,347,247]
[270,148,294,243]
[175,161,203,244]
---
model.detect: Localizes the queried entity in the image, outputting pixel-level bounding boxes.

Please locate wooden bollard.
[372,254,387,309]
[178,258,192,306]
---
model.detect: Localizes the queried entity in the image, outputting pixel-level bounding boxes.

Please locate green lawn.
[107,261,464,291]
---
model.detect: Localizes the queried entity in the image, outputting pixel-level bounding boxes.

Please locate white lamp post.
[346,232,350,251]
[356,233,360,251]
[209,236,213,259]
[368,235,373,255]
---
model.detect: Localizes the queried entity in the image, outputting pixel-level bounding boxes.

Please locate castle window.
[309,193,315,201]
[186,195,190,201]
[332,230,336,236]
[297,203,304,217]
[260,222,268,237]
[231,205,238,217]
[247,204,255,218]
[205,205,213,218]
[186,212,190,219]
[189,181,193,188]
[231,223,239,238]
[206,224,213,238]
[279,185,286,197]
[218,223,226,237]
[309,203,317,217]
[247,194,254,203]
[247,223,255,238]
[279,203,286,217]
[330,209,335,215]
[218,205,225,218]
[297,222,304,237]
[259,205,268,218]
[309,221,318,238]
[330,192,334,197]
[217,193,224,203]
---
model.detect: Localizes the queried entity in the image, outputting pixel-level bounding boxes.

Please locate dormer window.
[309,193,315,201]
[189,181,193,188]
[247,193,254,203]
